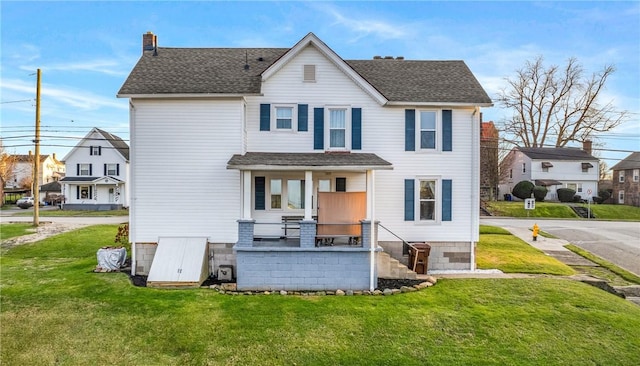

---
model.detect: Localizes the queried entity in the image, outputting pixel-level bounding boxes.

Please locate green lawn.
[0,223,35,240]
[486,201,640,221]
[3,226,639,365]
[477,225,575,276]
[565,244,640,285]
[12,208,129,217]
[577,203,640,220]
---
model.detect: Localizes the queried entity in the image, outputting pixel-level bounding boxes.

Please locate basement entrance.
[147,237,209,288]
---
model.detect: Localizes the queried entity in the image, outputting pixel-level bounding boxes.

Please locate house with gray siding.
[499,142,599,202]
[118,32,492,290]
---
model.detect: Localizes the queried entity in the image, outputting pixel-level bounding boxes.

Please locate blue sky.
[2,1,639,168]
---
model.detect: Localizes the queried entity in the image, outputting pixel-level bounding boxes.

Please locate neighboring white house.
[499,141,599,201]
[117,32,492,290]
[60,128,129,210]
[6,152,65,190]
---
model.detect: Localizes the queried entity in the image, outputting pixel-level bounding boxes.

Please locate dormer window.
[303,65,316,82]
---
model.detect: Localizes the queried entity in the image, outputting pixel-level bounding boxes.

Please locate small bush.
[533,186,548,202]
[573,195,583,203]
[598,189,611,202]
[557,188,576,202]
[592,196,603,204]
[512,180,535,200]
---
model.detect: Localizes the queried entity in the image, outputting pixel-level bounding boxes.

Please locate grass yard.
[12,208,129,217]
[477,225,575,276]
[0,223,35,240]
[577,203,640,220]
[3,226,639,365]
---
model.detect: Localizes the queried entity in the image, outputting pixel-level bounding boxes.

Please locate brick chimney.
[582,140,593,155]
[143,31,156,52]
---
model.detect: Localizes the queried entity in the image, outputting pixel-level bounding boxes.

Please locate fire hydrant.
[532,223,540,241]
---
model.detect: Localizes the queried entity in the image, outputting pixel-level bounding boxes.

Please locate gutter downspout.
[129,101,137,276]
[470,107,479,271]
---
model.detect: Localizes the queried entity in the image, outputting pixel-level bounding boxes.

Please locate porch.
[227,152,393,291]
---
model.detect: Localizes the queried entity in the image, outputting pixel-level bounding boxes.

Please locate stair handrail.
[378,223,414,256]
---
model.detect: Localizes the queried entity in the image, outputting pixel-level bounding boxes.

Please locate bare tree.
[0,141,17,200]
[498,56,628,148]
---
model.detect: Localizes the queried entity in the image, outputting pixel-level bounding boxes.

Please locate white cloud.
[313,3,410,43]
[2,78,128,111]
[19,59,129,77]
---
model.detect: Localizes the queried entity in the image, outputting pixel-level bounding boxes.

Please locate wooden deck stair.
[377,251,417,280]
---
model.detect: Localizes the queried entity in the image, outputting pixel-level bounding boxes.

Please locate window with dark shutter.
[255,177,265,210]
[260,104,270,131]
[405,110,415,151]
[352,108,361,150]
[314,108,324,150]
[404,179,414,221]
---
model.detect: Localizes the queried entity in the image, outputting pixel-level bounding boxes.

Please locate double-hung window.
[619,171,625,183]
[106,164,118,176]
[275,106,293,130]
[419,180,436,221]
[634,169,639,182]
[79,164,91,176]
[329,109,347,148]
[419,111,437,150]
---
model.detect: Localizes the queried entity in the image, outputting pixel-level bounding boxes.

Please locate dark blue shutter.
[442,110,452,152]
[336,178,346,192]
[404,179,414,221]
[314,108,324,150]
[89,146,93,156]
[76,186,80,199]
[255,177,265,210]
[260,104,270,131]
[352,108,362,150]
[298,104,308,131]
[116,164,120,176]
[89,186,93,199]
[442,179,452,221]
[405,110,415,151]
[104,164,107,175]
[89,164,92,176]
[98,146,102,155]
[76,164,80,175]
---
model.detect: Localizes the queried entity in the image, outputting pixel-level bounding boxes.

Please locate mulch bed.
[127,272,423,291]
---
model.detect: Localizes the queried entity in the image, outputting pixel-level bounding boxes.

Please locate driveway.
[481,217,640,277]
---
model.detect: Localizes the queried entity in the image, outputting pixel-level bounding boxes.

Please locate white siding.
[130,99,243,243]
[245,45,479,243]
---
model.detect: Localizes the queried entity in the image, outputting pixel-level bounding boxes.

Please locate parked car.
[16,196,34,209]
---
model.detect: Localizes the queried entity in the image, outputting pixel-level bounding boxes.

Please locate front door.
[108,188,115,203]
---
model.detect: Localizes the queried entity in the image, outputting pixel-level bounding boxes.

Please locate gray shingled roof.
[118,48,288,95]
[227,152,392,170]
[119,45,491,104]
[346,59,492,104]
[517,147,597,161]
[96,128,130,160]
[611,152,640,170]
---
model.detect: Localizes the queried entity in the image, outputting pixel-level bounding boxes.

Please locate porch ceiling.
[226,152,393,171]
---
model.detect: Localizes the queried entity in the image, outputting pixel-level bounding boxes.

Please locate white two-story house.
[499,142,599,201]
[118,32,492,290]
[60,128,129,210]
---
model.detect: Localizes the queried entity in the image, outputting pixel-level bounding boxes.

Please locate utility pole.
[33,68,41,227]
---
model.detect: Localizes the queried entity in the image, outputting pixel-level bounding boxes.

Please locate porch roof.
[227,152,393,171]
[535,179,563,186]
[59,176,123,183]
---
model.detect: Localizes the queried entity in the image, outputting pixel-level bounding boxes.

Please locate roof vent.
[257,57,264,62]
[396,56,404,60]
[384,56,394,59]
[373,56,382,60]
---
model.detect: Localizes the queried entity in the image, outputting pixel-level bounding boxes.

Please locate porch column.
[366,169,376,292]
[304,170,313,220]
[242,170,252,219]
[366,170,374,220]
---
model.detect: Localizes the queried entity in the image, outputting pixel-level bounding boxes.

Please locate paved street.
[481,217,640,277]
[1,206,127,226]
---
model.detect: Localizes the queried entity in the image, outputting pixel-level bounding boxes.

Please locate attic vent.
[303,64,316,82]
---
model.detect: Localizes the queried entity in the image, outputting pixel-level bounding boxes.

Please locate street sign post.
[524,198,535,210]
